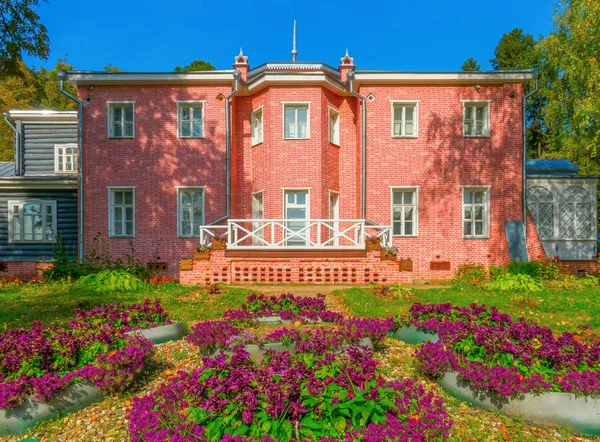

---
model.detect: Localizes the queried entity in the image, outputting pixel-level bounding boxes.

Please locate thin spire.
[292,19,298,62]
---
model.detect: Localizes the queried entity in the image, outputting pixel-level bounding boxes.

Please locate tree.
[0,0,50,77]
[35,58,78,110]
[104,63,121,72]
[174,60,215,72]
[461,57,481,71]
[490,28,538,70]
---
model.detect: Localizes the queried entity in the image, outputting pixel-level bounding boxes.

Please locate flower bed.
[409,302,600,435]
[222,293,344,325]
[128,347,452,441]
[0,300,169,412]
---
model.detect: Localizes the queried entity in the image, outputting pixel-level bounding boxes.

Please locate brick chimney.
[233,49,249,81]
[339,49,355,82]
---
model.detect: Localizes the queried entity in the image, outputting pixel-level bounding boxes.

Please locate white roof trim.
[354,71,535,84]
[66,71,235,86]
[8,110,78,123]
[0,178,78,189]
[243,73,345,95]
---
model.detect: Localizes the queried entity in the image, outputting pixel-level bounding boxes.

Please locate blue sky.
[24,0,556,72]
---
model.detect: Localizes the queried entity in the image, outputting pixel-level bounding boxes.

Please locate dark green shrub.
[72,269,146,292]
[506,260,541,278]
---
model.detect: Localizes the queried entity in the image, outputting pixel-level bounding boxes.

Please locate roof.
[526,159,598,179]
[8,110,78,124]
[0,162,15,177]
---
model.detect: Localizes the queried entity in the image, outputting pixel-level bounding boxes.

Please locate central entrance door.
[284,190,309,246]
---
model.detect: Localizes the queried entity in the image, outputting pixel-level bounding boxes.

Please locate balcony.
[198,219,392,250]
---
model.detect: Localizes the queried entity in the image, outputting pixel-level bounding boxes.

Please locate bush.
[73,269,146,292]
[506,260,541,277]
[453,263,488,287]
[485,273,544,292]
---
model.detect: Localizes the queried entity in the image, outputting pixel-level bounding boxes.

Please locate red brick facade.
[72,54,546,283]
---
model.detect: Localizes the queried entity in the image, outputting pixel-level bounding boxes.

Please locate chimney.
[233,48,249,81]
[339,49,355,82]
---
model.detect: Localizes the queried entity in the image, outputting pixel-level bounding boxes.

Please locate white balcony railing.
[198,219,392,250]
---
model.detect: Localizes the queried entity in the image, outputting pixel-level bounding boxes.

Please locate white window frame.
[282,102,310,140]
[462,186,491,239]
[176,186,206,237]
[8,199,57,243]
[108,186,136,238]
[251,106,264,146]
[462,100,491,138]
[328,107,340,145]
[390,186,419,237]
[54,143,78,174]
[391,101,419,138]
[177,101,205,138]
[107,102,135,138]
[252,190,265,245]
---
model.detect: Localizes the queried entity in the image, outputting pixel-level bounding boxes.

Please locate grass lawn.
[334,281,600,334]
[0,282,254,331]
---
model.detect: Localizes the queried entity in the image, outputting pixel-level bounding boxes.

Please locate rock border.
[439,371,600,436]
[254,315,333,324]
[0,382,104,436]
[126,322,185,344]
[393,326,439,344]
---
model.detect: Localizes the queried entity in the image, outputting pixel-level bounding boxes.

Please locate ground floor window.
[8,199,56,243]
[109,187,135,237]
[391,188,418,236]
[462,187,490,238]
[178,187,204,237]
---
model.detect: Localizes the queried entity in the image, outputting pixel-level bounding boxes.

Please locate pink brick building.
[64,50,551,284]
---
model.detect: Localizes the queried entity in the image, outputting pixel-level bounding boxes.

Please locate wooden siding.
[22,124,77,176]
[0,190,77,261]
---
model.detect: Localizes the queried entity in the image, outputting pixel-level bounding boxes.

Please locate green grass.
[335,282,600,334]
[0,282,254,331]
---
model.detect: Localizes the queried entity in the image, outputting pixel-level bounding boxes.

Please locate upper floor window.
[108,187,135,237]
[329,108,340,145]
[108,102,134,138]
[177,187,204,237]
[284,103,309,139]
[463,101,490,137]
[391,188,418,236]
[54,143,78,173]
[251,107,263,145]
[392,102,418,138]
[8,200,56,243]
[463,187,490,238]
[178,102,204,138]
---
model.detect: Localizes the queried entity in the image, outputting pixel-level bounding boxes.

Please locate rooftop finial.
[345,48,349,57]
[291,19,298,63]
[239,48,243,56]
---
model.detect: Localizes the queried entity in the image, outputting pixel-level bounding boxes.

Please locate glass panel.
[115,191,123,205]
[475,206,483,220]
[296,192,306,205]
[13,216,21,240]
[193,222,201,236]
[464,191,471,204]
[297,122,307,138]
[124,122,134,137]
[182,208,191,221]
[192,122,202,137]
[181,191,192,205]
[113,122,122,137]
[115,219,122,235]
[24,203,41,215]
[404,192,413,205]
[124,106,133,122]
[181,122,191,137]
[475,221,483,235]
[124,191,133,205]
[182,222,191,236]
[464,207,472,220]
[393,122,402,136]
[464,121,473,135]
[297,107,307,124]
[33,216,42,240]
[287,208,306,219]
[405,222,413,236]
[475,123,484,136]
[125,207,134,222]
[393,222,401,235]
[405,122,414,136]
[181,107,190,120]
[464,107,472,120]
[464,221,472,235]
[193,191,203,205]
[287,193,294,204]
[474,192,483,204]
[393,106,402,125]
[46,215,53,239]
[405,106,414,122]
[393,192,403,205]
[285,123,294,138]
[405,207,413,221]
[285,107,295,125]
[193,207,203,222]
[192,107,202,121]
[125,221,133,235]
[24,216,33,240]
[115,207,122,222]
[475,107,484,122]
[393,207,402,221]
[113,107,122,121]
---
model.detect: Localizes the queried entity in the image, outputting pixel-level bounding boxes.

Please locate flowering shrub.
[222,293,344,324]
[0,300,165,409]
[409,303,600,397]
[149,275,174,285]
[128,348,452,441]
[186,321,241,355]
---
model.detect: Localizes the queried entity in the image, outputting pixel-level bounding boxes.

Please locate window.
[178,102,204,138]
[527,187,554,239]
[284,104,309,139]
[391,189,417,236]
[559,186,593,239]
[8,200,56,243]
[392,102,418,137]
[109,188,135,237]
[178,188,204,237]
[251,108,263,145]
[108,103,134,138]
[54,144,78,173]
[463,102,490,137]
[329,108,340,145]
[463,187,490,238]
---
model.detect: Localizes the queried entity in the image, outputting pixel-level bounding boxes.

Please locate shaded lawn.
[335,283,600,334]
[0,282,254,330]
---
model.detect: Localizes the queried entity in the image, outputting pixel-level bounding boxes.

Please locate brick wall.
[1,262,53,280]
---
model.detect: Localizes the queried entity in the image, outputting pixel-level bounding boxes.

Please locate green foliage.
[103,63,121,72]
[505,259,560,280]
[453,264,488,287]
[72,269,146,292]
[0,0,50,77]
[173,60,215,72]
[485,273,544,292]
[461,57,481,71]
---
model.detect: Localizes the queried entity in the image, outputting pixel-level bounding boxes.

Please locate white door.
[252,192,264,246]
[329,192,339,246]
[284,190,309,246]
